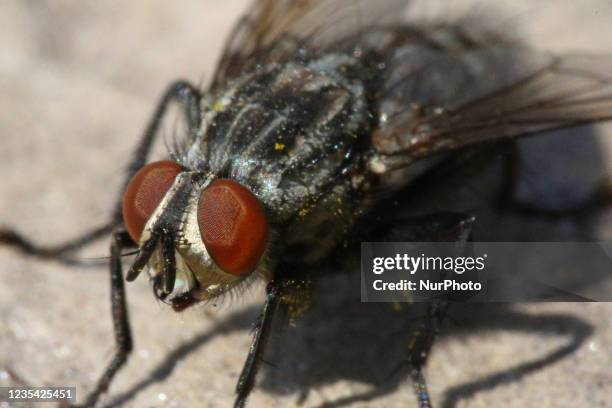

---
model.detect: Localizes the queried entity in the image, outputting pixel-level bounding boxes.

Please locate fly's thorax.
[183,55,373,216]
[170,53,383,266]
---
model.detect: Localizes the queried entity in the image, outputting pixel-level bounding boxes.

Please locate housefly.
[1,0,612,407]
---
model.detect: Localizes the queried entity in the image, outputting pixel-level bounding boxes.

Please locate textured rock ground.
[1,1,611,407]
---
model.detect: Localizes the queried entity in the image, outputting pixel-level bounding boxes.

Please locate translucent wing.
[210,0,411,91]
[372,50,612,170]
[211,2,612,172]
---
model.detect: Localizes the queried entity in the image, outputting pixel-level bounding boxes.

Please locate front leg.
[1,80,201,407]
[234,281,283,408]
[72,230,135,407]
[114,80,202,221]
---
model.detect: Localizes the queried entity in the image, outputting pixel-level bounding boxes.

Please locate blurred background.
[1,1,611,407]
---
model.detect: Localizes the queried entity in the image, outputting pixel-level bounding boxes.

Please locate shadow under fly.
[2,0,612,407]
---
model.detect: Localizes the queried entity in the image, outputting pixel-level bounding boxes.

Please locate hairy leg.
[1,81,202,407]
[72,230,134,407]
[234,281,283,408]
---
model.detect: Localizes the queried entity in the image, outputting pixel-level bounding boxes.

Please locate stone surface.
[1,1,611,407]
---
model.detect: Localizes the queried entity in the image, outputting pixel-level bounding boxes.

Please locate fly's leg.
[0,81,202,262]
[0,224,113,263]
[71,230,135,407]
[379,213,475,408]
[408,301,448,408]
[112,80,202,221]
[1,81,201,406]
[234,281,282,408]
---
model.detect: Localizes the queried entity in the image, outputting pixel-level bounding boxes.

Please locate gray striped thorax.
[177,52,376,262]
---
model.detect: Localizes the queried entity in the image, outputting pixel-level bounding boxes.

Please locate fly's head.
[121,161,269,311]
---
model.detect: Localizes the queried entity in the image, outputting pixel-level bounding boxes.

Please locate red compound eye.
[122,161,181,242]
[197,179,268,276]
